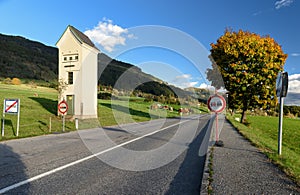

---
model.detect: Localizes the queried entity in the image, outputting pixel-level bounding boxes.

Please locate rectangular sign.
[4,99,19,113]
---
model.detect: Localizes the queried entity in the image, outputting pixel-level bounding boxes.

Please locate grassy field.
[0,84,75,140]
[227,114,300,185]
[97,98,208,127]
[0,83,208,140]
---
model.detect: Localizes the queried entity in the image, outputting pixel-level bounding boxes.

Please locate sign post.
[276,72,288,155]
[207,94,226,147]
[2,99,20,137]
[58,99,68,132]
[1,100,4,137]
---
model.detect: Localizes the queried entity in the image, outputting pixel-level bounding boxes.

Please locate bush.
[11,78,21,85]
[3,77,12,84]
[29,81,37,88]
[98,92,112,100]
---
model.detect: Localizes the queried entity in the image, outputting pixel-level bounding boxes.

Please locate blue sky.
[0,0,299,104]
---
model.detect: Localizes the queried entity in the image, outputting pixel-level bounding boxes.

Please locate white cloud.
[252,11,263,16]
[186,81,198,87]
[175,74,192,79]
[84,18,134,52]
[288,74,300,93]
[275,0,294,9]
[199,83,211,89]
[170,74,198,88]
[291,53,300,57]
[289,74,300,81]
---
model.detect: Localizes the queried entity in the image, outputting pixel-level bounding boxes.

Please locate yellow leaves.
[268,63,274,69]
[262,68,268,73]
[209,28,287,110]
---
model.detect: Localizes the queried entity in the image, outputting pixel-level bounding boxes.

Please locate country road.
[0,114,212,194]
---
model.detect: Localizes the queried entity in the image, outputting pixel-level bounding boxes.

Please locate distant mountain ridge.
[0,33,189,97]
[0,33,162,83]
[0,33,58,81]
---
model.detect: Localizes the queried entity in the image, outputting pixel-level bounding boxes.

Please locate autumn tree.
[207,29,287,123]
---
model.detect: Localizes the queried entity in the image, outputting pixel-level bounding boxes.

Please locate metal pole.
[62,115,65,132]
[216,112,219,142]
[1,114,4,137]
[278,96,284,155]
[2,99,5,137]
[75,118,78,130]
[16,99,20,137]
[49,117,52,132]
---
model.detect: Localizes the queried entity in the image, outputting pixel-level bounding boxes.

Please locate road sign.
[2,99,20,137]
[4,99,19,113]
[207,94,226,113]
[58,100,68,115]
[276,71,288,155]
[276,72,288,97]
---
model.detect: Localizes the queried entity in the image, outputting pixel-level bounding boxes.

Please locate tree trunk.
[241,108,247,123]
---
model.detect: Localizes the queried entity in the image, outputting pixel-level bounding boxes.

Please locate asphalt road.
[0,114,212,194]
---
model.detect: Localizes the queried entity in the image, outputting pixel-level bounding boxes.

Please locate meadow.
[0,83,207,140]
[0,83,75,140]
[227,114,300,185]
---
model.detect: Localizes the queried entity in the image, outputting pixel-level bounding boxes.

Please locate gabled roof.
[56,25,99,51]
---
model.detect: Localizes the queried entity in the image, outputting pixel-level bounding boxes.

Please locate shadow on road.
[0,143,29,194]
[165,117,212,195]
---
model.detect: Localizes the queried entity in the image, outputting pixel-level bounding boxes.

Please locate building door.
[66,95,74,115]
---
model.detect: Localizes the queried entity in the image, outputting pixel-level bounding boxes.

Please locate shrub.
[3,77,12,84]
[98,92,112,100]
[29,81,37,88]
[11,78,21,85]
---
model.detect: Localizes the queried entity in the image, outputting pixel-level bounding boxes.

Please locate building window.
[64,57,67,61]
[75,55,79,60]
[68,72,73,85]
[69,56,73,60]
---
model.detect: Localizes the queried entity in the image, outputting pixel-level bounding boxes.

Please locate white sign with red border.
[207,94,226,113]
[4,99,19,113]
[2,99,21,137]
[58,100,68,115]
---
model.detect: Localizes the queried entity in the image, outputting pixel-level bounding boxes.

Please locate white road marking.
[0,115,203,194]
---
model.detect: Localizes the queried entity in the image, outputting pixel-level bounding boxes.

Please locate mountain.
[0,33,57,81]
[0,33,188,97]
[97,53,189,97]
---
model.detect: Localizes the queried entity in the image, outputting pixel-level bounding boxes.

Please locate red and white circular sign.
[207,94,226,113]
[58,100,68,115]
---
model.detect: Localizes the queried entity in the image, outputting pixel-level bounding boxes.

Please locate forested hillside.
[0,33,57,81]
[0,33,189,98]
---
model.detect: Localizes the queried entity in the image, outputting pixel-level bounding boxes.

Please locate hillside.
[97,53,189,97]
[0,33,188,97]
[0,33,58,81]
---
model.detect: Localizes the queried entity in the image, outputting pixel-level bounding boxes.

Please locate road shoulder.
[211,120,300,194]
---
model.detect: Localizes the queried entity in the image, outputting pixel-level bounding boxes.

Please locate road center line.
[0,115,203,194]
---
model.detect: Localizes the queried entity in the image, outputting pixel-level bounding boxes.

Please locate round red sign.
[58,100,68,115]
[207,94,226,113]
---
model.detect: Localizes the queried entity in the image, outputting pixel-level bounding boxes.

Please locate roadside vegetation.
[227,114,300,185]
[0,83,75,140]
[0,83,208,141]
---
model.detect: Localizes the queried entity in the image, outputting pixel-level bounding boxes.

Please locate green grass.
[0,84,75,140]
[227,114,300,185]
[98,98,206,127]
[0,83,208,140]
